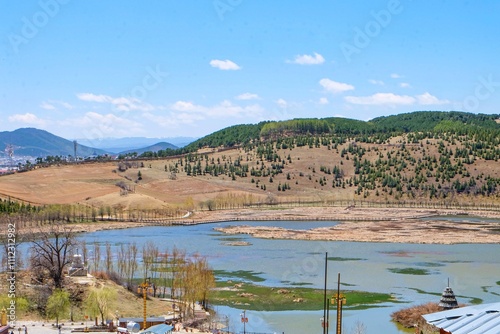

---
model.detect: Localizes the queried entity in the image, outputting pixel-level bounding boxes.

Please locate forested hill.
[186,111,500,149]
[371,111,500,132]
[141,111,500,159]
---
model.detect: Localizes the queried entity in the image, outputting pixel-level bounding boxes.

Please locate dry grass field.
[1,137,500,213]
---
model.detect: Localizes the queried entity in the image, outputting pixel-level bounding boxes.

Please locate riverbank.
[209,207,500,244]
[17,206,500,244]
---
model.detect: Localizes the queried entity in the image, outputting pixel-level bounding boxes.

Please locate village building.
[422,302,500,333]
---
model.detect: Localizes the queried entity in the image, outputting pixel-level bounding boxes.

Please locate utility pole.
[73,140,77,163]
[138,278,151,329]
[240,310,248,334]
[322,252,328,334]
[333,273,346,334]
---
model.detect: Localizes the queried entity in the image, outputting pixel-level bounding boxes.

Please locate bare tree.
[350,321,367,334]
[125,242,138,288]
[179,254,215,317]
[141,241,160,296]
[159,248,170,297]
[92,241,101,274]
[170,246,186,300]
[29,222,77,288]
[117,243,126,278]
[197,256,215,309]
[105,242,113,273]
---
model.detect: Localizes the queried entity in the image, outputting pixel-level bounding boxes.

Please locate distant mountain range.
[77,136,196,153]
[0,128,188,158]
[118,142,177,155]
[0,128,107,158]
[3,111,500,160]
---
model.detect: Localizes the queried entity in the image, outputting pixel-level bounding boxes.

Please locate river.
[76,220,499,334]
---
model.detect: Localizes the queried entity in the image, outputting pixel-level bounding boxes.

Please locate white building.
[422,302,500,333]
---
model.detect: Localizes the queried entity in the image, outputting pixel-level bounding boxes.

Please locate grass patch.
[211,281,397,311]
[281,281,314,286]
[217,236,246,242]
[442,260,473,263]
[342,282,357,287]
[414,262,444,268]
[408,288,441,297]
[214,270,265,282]
[497,281,500,286]
[388,268,431,275]
[328,256,365,261]
[468,297,483,304]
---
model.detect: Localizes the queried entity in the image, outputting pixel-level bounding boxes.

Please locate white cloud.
[142,112,204,127]
[416,92,450,105]
[319,97,329,105]
[79,112,139,127]
[400,82,411,88]
[319,78,355,94]
[77,93,154,112]
[40,101,56,110]
[369,79,384,86]
[209,59,241,70]
[170,100,264,118]
[59,112,144,138]
[40,100,74,110]
[390,73,404,79]
[59,101,74,109]
[140,100,266,133]
[8,113,46,126]
[276,98,288,109]
[345,93,416,106]
[77,93,111,103]
[288,52,325,65]
[209,100,264,117]
[171,101,203,112]
[235,93,260,100]
[345,92,451,106]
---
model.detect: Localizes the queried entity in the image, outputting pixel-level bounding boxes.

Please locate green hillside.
[371,111,500,133]
[146,111,500,201]
[181,111,500,149]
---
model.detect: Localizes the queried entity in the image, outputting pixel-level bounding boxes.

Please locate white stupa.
[68,251,88,277]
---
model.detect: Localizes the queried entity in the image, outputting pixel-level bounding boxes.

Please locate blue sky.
[1,0,500,141]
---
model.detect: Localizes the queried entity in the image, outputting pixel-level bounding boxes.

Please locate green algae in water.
[214,270,265,282]
[414,262,445,268]
[388,268,431,275]
[211,281,396,311]
[328,256,366,261]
